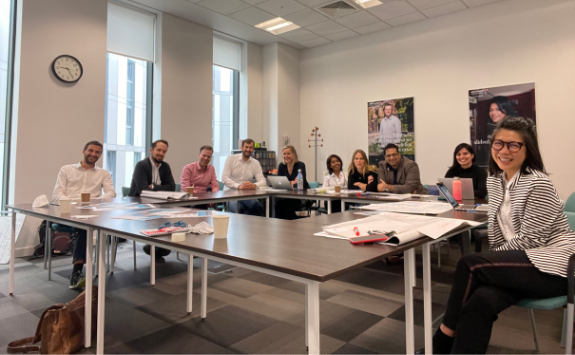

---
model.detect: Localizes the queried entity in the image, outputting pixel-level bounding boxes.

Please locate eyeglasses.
[491,140,525,153]
[158,220,186,230]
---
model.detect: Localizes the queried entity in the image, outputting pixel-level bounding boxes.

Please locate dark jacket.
[128,157,176,197]
[445,164,488,198]
[378,156,428,194]
[278,161,310,189]
[347,169,378,192]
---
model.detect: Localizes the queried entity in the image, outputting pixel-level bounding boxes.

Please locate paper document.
[79,203,156,211]
[140,191,193,200]
[359,201,453,215]
[112,208,191,221]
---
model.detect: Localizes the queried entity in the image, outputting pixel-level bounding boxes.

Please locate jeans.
[442,251,566,354]
[73,229,87,263]
[229,199,263,216]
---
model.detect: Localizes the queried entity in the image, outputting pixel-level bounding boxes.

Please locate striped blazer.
[487,168,575,277]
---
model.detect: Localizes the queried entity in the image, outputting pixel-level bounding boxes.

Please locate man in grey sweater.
[377,144,428,194]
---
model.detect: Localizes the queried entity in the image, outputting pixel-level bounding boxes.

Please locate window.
[103,53,151,195]
[212,65,239,178]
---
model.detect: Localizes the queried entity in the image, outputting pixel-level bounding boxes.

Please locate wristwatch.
[385,188,389,192]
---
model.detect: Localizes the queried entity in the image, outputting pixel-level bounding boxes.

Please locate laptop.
[268,176,294,191]
[438,178,475,200]
[436,182,489,213]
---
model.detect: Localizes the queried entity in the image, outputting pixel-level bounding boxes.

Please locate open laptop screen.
[436,183,458,208]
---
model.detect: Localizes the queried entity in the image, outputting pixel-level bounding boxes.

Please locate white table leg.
[150,246,155,286]
[47,222,52,281]
[201,258,208,319]
[266,196,270,218]
[327,199,332,214]
[341,199,345,212]
[306,282,320,355]
[411,248,417,288]
[95,237,99,277]
[9,211,15,295]
[305,284,309,347]
[110,236,116,274]
[96,230,106,355]
[85,228,94,348]
[187,254,193,313]
[404,248,415,354]
[422,243,433,354]
[133,241,136,270]
[43,222,48,270]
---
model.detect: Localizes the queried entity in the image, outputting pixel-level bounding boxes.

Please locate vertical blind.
[107,2,155,62]
[213,35,242,71]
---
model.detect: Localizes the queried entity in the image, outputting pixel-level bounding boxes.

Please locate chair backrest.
[565,211,575,230]
[175,183,181,192]
[218,181,224,190]
[308,181,320,189]
[565,192,575,212]
[122,187,130,197]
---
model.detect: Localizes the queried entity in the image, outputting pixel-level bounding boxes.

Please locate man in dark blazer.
[128,139,175,197]
[129,139,175,260]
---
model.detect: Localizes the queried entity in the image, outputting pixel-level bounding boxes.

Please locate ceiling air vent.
[315,0,360,19]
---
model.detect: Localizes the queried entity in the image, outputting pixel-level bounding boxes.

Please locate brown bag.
[7,286,97,354]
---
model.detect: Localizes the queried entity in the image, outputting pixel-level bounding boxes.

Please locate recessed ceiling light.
[255,17,300,35]
[354,0,382,9]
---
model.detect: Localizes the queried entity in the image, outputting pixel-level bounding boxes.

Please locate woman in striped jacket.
[426,116,575,354]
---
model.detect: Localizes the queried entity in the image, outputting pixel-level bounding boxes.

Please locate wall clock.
[51,55,83,83]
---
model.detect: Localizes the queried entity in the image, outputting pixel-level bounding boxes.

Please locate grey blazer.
[377,156,428,194]
[488,168,575,277]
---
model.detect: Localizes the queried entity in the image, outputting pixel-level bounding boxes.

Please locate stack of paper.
[358,201,453,215]
[140,191,192,200]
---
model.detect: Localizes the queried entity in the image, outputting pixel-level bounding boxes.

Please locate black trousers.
[275,198,304,220]
[442,251,567,354]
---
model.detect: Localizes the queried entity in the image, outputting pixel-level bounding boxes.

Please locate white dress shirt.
[150,156,162,185]
[221,154,266,190]
[51,162,116,203]
[323,171,347,188]
[497,171,520,242]
[379,115,402,147]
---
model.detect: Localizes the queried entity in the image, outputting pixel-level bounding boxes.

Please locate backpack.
[30,221,75,259]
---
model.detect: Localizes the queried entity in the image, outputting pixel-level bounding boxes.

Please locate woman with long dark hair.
[445,143,488,198]
[423,116,575,354]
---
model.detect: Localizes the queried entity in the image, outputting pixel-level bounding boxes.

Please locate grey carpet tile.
[333,267,408,295]
[0,298,30,319]
[105,324,234,354]
[331,343,378,354]
[349,317,425,354]
[178,305,280,348]
[229,321,302,354]
[326,289,404,317]
[321,310,384,342]
[283,299,358,329]
[0,312,40,348]
[0,292,5,299]
[107,284,173,307]
[267,333,346,355]
[8,291,57,312]
[0,265,44,281]
[386,298,445,327]
[136,291,227,324]
[209,277,275,298]
[193,287,245,305]
[233,292,305,321]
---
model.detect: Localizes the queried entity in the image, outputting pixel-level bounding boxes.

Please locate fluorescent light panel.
[255,17,300,35]
[355,0,382,8]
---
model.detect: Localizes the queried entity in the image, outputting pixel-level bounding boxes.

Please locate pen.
[353,227,360,236]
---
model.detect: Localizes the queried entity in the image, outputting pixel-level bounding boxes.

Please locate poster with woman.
[469,83,536,167]
[367,97,415,164]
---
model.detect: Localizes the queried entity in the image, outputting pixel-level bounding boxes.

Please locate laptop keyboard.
[456,204,476,210]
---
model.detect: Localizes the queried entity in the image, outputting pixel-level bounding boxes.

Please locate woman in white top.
[423,116,575,354]
[322,154,347,212]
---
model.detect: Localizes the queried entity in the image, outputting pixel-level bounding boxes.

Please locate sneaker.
[69,270,85,289]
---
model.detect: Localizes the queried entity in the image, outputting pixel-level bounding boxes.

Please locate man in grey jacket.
[377,144,428,194]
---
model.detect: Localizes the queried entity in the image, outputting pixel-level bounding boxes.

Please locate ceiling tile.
[295,0,333,7]
[353,21,391,34]
[335,10,380,29]
[461,0,501,7]
[306,20,348,36]
[257,0,307,17]
[197,0,251,15]
[324,29,359,41]
[186,0,203,3]
[385,11,426,26]
[406,0,459,10]
[367,0,418,21]
[422,1,466,17]
[284,8,330,27]
[241,0,268,5]
[301,37,332,47]
[230,7,277,25]
[278,28,320,42]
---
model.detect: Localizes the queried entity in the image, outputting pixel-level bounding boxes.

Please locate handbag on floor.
[7,286,97,354]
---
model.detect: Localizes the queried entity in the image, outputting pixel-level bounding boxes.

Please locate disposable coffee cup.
[212,215,229,239]
[334,186,341,193]
[60,199,72,214]
[186,186,194,195]
[81,193,90,203]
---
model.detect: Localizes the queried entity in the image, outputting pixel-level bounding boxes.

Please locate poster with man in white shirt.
[51,140,116,289]
[221,138,266,216]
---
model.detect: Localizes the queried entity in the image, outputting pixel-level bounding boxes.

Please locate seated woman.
[445,143,488,198]
[425,116,575,354]
[347,149,378,192]
[322,154,347,213]
[274,145,310,220]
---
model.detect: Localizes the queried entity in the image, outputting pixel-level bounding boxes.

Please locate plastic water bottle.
[452,177,462,200]
[297,169,304,190]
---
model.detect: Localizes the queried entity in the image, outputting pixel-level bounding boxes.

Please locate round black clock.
[51,55,83,83]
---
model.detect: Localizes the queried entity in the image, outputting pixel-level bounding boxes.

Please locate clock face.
[51,55,83,83]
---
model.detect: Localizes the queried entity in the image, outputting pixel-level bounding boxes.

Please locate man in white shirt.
[379,103,403,148]
[221,138,266,216]
[51,141,116,289]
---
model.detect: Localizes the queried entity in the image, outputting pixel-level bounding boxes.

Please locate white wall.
[159,13,213,181]
[299,0,575,199]
[240,41,263,143]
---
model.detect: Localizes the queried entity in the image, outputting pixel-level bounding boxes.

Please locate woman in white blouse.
[322,154,347,212]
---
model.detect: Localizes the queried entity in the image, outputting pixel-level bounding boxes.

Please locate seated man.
[377,143,428,194]
[221,138,266,216]
[51,140,116,289]
[180,145,219,193]
[129,139,175,260]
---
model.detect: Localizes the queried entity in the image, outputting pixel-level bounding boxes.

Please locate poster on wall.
[367,97,415,164]
[469,83,536,167]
